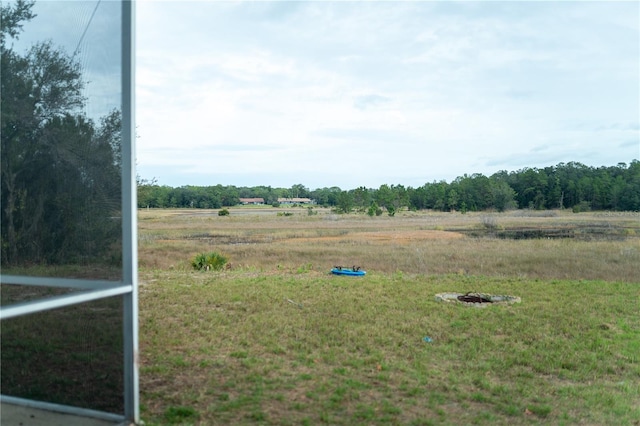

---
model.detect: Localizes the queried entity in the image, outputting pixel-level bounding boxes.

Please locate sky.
[10,0,122,123]
[12,1,640,190]
[135,0,640,190]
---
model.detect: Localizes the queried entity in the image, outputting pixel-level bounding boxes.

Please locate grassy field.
[138,208,639,425]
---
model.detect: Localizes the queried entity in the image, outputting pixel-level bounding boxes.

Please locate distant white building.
[239,198,265,205]
[277,197,314,205]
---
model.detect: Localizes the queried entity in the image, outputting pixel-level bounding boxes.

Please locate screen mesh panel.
[1,0,123,281]
[0,284,78,306]
[0,296,124,412]
[1,0,133,418]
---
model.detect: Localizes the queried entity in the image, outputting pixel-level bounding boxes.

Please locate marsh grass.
[139,209,639,282]
[138,208,640,424]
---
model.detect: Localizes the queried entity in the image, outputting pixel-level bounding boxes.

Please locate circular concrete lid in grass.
[435,292,521,307]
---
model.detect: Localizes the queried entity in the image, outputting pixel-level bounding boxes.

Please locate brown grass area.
[138,208,640,282]
[137,209,640,425]
[286,229,464,244]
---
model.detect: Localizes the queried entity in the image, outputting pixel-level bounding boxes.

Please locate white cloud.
[135,0,639,189]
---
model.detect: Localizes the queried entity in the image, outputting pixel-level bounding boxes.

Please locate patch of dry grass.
[138,208,640,282]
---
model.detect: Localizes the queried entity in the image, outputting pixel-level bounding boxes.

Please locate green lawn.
[139,270,640,425]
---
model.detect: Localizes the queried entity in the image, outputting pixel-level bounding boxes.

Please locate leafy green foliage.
[367,202,382,217]
[572,201,592,213]
[191,252,228,271]
[376,184,408,213]
[1,1,121,266]
[0,1,36,46]
[138,161,640,213]
[218,208,230,216]
[335,191,354,213]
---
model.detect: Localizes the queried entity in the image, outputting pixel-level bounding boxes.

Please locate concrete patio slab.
[0,402,128,426]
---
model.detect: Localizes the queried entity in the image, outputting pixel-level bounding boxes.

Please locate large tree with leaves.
[1,0,121,266]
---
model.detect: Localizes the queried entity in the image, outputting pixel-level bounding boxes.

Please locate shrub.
[218,208,230,216]
[572,201,591,213]
[481,215,499,230]
[192,252,228,271]
[367,202,382,217]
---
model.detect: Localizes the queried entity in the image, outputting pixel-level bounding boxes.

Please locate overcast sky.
[135,1,639,190]
[20,1,639,190]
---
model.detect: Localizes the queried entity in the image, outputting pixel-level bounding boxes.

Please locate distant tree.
[290,183,309,198]
[310,188,329,206]
[311,187,341,207]
[391,184,409,211]
[491,180,517,212]
[615,160,639,210]
[446,189,459,211]
[140,159,639,213]
[219,185,239,207]
[335,191,354,214]
[367,201,382,217]
[137,176,158,208]
[350,186,371,211]
[375,184,395,213]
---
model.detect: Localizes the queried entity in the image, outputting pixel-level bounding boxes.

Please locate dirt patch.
[435,292,521,307]
[285,230,464,244]
[457,224,630,240]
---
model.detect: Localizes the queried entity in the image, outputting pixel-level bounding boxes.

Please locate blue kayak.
[331,267,366,276]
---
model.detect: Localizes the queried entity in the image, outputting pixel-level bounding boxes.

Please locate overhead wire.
[73,0,101,57]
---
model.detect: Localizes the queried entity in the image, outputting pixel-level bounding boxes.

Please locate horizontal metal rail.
[0,285,132,320]
[1,274,122,289]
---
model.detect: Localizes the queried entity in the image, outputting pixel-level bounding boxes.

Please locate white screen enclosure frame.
[0,1,139,423]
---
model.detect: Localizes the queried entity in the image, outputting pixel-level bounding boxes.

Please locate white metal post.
[122,0,139,423]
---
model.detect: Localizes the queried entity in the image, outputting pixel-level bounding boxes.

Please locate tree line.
[138,160,640,213]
